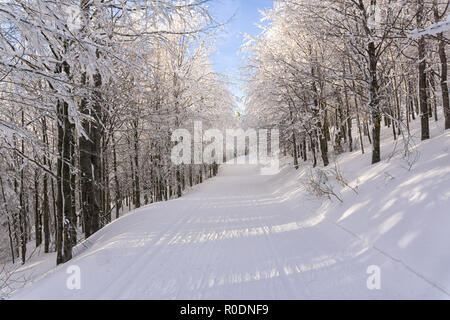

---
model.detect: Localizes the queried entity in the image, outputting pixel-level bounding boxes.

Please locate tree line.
[244,0,449,168]
[0,0,234,265]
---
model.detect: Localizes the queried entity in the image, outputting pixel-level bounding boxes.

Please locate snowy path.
[12,162,446,299]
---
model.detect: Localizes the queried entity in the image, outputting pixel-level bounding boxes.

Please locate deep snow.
[4,121,450,300]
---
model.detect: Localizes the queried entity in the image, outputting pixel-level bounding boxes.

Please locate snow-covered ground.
[3,120,450,299]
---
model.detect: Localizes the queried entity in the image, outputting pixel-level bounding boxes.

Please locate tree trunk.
[19,111,27,264]
[310,59,329,167]
[368,40,381,164]
[438,37,450,129]
[42,117,51,253]
[79,70,102,239]
[56,100,66,264]
[0,177,15,264]
[290,110,299,169]
[133,121,141,208]
[310,134,317,168]
[417,0,430,140]
[34,168,42,247]
[176,166,182,198]
[70,129,77,247]
[112,135,121,219]
[433,1,450,129]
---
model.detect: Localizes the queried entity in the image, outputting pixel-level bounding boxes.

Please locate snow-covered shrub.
[304,168,343,203]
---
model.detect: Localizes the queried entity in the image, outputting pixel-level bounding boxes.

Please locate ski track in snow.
[10,153,450,299]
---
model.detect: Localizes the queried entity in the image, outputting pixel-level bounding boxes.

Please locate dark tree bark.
[189,164,193,187]
[176,166,182,198]
[368,40,381,164]
[0,177,15,264]
[309,133,317,168]
[343,65,353,152]
[42,117,51,253]
[349,60,365,154]
[438,37,450,129]
[58,58,75,263]
[290,109,299,169]
[112,135,121,219]
[34,168,42,247]
[62,102,74,263]
[292,131,299,169]
[78,0,102,240]
[56,99,68,265]
[19,111,27,264]
[310,55,329,167]
[70,129,77,246]
[12,179,20,259]
[433,1,450,129]
[302,137,307,161]
[133,120,141,208]
[79,70,102,239]
[417,0,430,140]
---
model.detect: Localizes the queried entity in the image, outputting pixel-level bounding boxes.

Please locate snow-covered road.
[12,162,447,299]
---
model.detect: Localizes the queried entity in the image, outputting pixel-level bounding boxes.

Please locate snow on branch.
[409,15,450,38]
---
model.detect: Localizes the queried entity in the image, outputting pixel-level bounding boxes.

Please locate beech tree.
[0,0,234,265]
[244,0,449,169]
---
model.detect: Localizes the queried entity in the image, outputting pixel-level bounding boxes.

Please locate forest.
[0,0,449,296]
[0,0,235,266]
[244,0,449,169]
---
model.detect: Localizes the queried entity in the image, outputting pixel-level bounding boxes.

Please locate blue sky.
[208,0,274,109]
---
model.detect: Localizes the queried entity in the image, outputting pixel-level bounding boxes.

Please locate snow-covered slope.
[6,122,450,299]
[319,130,450,298]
